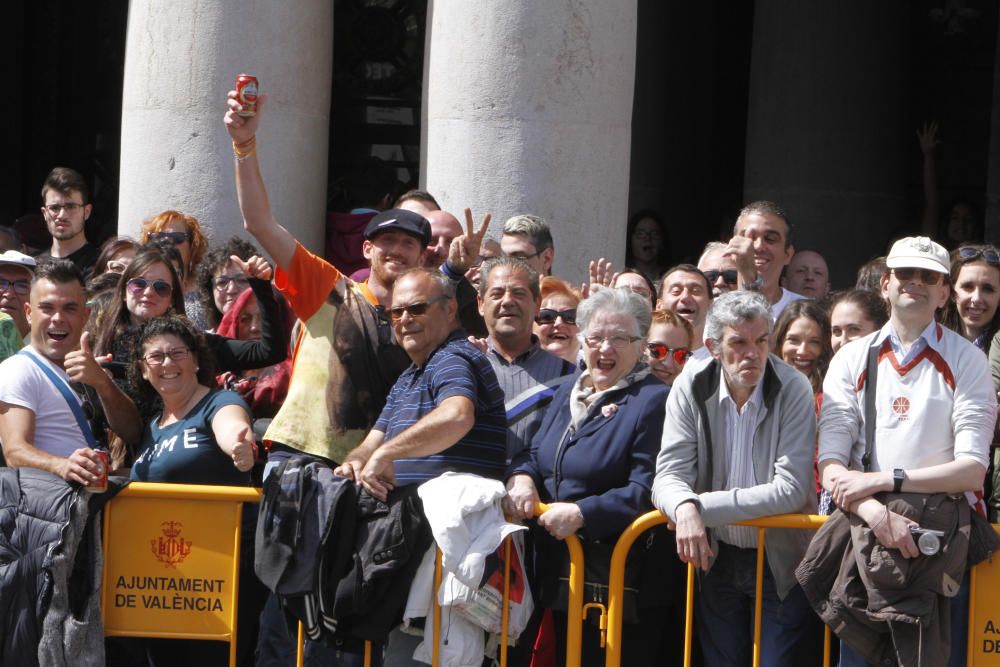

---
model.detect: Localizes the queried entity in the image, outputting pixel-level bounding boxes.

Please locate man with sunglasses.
[0,250,37,343]
[817,236,995,666]
[477,257,577,462]
[36,167,99,278]
[698,242,741,298]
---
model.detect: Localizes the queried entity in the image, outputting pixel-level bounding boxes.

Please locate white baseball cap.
[885,236,949,274]
[0,250,37,273]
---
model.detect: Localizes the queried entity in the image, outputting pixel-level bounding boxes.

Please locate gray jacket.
[651,354,817,598]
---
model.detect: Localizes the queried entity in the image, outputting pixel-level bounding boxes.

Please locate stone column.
[422,0,638,283]
[118,0,333,253]
[743,1,907,286]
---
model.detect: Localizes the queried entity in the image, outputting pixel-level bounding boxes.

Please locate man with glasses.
[501,213,555,276]
[36,167,99,277]
[0,261,141,481]
[0,250,37,343]
[816,236,995,666]
[334,266,505,663]
[653,290,818,666]
[697,241,742,298]
[477,257,577,461]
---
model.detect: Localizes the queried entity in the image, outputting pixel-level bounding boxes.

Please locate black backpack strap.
[862,344,879,472]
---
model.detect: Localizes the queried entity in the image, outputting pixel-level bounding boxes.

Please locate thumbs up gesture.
[230,426,257,472]
[65,331,115,390]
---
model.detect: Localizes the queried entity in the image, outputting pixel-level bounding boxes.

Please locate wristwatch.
[892,468,905,494]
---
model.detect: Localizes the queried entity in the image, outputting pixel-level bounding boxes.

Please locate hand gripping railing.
[604,511,830,667]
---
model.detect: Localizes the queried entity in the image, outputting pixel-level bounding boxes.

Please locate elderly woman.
[505,288,677,666]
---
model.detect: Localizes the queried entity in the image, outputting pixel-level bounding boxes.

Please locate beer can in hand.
[85,448,109,493]
[236,74,259,117]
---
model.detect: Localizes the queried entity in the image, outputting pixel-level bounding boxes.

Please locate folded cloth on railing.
[402,473,533,665]
[796,492,1000,666]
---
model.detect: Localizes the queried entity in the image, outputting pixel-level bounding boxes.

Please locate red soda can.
[236,74,259,117]
[85,449,109,493]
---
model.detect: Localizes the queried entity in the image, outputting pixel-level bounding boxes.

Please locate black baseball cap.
[363,209,432,246]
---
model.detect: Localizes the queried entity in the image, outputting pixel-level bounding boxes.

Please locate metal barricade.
[605,512,1000,667]
[102,482,261,667]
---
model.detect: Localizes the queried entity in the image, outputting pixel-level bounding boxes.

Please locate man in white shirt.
[0,261,140,484]
[818,236,996,666]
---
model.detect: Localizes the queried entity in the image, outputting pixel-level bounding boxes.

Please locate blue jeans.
[696,542,818,666]
[838,570,970,667]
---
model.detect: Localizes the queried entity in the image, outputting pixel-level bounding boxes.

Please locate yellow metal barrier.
[605,512,1000,667]
[102,482,261,667]
[533,501,587,667]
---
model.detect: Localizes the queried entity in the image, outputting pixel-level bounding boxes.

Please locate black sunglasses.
[958,246,1000,265]
[891,268,944,285]
[148,231,191,245]
[127,277,174,298]
[535,308,577,326]
[388,296,447,321]
[703,269,738,285]
[647,343,691,365]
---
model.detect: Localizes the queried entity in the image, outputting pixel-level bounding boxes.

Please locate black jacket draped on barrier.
[256,456,432,646]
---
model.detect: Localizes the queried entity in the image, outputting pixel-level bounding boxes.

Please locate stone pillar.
[118,0,333,254]
[422,0,638,283]
[743,1,907,287]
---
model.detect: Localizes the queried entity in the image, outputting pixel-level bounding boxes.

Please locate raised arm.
[224,91,297,270]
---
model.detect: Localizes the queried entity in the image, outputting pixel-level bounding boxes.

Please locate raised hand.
[224,90,269,145]
[230,426,256,472]
[64,332,113,390]
[588,258,616,293]
[448,208,492,273]
[917,120,940,155]
[230,254,273,281]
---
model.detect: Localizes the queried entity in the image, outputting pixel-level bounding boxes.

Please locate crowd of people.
[0,89,997,667]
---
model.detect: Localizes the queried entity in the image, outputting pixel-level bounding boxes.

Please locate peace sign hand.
[230,255,273,281]
[448,208,493,273]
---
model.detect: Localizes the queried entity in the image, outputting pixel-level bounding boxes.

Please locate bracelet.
[869,505,890,532]
[233,137,257,160]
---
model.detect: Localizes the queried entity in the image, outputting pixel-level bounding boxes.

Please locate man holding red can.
[0,260,141,486]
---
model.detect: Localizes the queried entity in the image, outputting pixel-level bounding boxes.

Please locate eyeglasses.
[43,203,85,215]
[0,278,30,295]
[958,246,1000,265]
[584,334,641,349]
[143,347,191,365]
[148,231,191,245]
[891,268,945,285]
[647,343,692,365]
[535,308,577,326]
[127,277,174,298]
[504,251,541,261]
[388,295,447,321]
[213,274,250,291]
[703,269,738,285]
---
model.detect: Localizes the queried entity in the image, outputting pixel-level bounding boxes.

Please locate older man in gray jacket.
[652,290,818,667]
